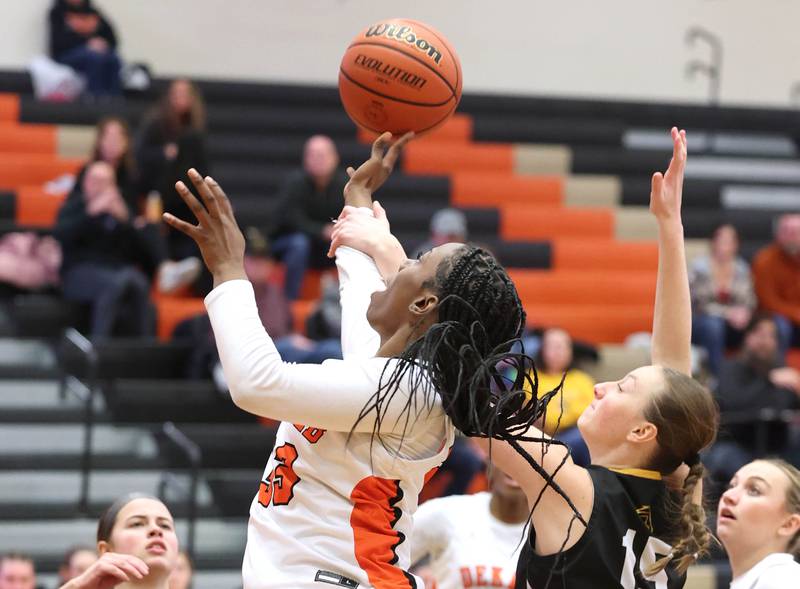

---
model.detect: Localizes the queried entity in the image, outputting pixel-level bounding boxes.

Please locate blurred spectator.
[268,135,347,300]
[411,208,467,258]
[690,224,756,375]
[168,551,192,589]
[0,233,61,296]
[753,213,800,358]
[136,79,210,289]
[53,161,161,338]
[57,546,96,587]
[531,328,594,466]
[69,117,139,213]
[0,553,35,589]
[69,116,200,293]
[48,0,121,98]
[704,313,800,488]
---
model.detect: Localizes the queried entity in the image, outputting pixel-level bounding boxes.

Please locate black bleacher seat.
[206,471,260,517]
[110,379,253,424]
[11,294,88,338]
[460,91,800,134]
[207,134,369,166]
[622,177,724,208]
[473,115,625,145]
[173,424,277,469]
[60,339,194,380]
[0,192,14,220]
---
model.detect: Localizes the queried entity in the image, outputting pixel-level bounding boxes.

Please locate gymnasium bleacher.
[1,68,799,588]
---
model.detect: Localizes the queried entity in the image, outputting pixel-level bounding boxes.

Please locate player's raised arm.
[650,128,691,375]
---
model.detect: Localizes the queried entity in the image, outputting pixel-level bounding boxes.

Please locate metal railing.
[159,422,202,560]
[60,328,97,513]
[58,330,204,557]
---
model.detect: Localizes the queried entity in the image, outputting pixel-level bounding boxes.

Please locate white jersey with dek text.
[413,492,524,589]
[206,244,455,589]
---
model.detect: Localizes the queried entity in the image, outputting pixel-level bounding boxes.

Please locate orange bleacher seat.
[154,295,207,341]
[525,304,653,344]
[0,154,83,190]
[403,142,513,175]
[500,206,614,240]
[357,113,473,144]
[0,94,20,122]
[788,349,800,371]
[451,172,562,207]
[0,124,56,155]
[291,300,315,334]
[509,270,656,307]
[15,186,66,227]
[553,239,658,272]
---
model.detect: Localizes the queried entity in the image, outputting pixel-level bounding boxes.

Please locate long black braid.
[351,244,586,527]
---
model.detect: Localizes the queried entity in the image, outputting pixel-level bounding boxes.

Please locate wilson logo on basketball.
[354,54,428,90]
[364,23,443,65]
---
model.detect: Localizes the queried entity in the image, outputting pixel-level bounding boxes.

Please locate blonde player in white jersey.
[163,134,549,589]
[412,468,528,589]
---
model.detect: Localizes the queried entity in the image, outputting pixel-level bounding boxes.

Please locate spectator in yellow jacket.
[527,328,595,465]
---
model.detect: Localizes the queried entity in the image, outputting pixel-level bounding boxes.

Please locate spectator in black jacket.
[48,0,121,98]
[705,312,800,488]
[54,161,161,338]
[269,135,347,300]
[68,116,200,293]
[136,79,210,292]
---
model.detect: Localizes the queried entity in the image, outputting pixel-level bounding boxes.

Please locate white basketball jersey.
[413,493,525,589]
[204,243,455,589]
[244,422,453,589]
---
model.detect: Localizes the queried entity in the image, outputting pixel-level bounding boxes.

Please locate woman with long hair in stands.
[61,116,200,294]
[161,133,552,589]
[717,458,800,588]
[330,128,718,589]
[137,79,209,293]
[60,493,179,589]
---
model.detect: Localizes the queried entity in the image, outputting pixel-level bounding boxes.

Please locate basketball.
[338,18,462,135]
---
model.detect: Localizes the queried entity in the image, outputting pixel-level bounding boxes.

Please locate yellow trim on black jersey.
[608,467,662,480]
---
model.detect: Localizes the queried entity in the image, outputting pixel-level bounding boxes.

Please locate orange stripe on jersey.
[350,477,416,589]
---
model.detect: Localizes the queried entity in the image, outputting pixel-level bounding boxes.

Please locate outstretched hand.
[60,552,148,589]
[344,131,414,208]
[650,127,687,224]
[163,169,247,287]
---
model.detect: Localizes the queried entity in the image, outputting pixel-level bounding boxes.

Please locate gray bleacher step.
[0,424,156,455]
[625,128,797,157]
[0,500,223,521]
[37,570,244,589]
[0,470,214,506]
[0,378,108,423]
[0,378,104,408]
[686,156,800,183]
[0,339,58,378]
[721,184,800,211]
[0,517,246,557]
[0,452,162,471]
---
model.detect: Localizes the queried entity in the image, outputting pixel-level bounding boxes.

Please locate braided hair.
[352,244,585,522]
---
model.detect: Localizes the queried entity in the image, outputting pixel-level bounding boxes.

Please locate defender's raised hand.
[163,169,247,287]
[344,131,414,208]
[650,127,687,224]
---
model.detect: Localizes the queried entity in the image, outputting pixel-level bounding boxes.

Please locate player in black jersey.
[482,128,718,589]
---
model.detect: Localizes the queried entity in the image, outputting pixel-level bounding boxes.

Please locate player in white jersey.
[718,459,800,589]
[163,134,549,589]
[411,469,528,589]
